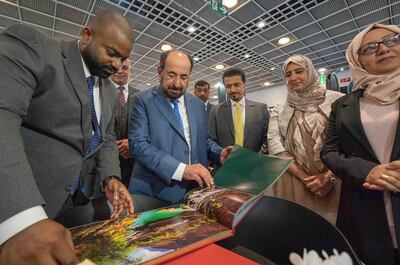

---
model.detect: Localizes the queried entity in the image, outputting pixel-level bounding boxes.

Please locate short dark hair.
[222,68,246,83]
[194,80,210,90]
[159,50,194,72]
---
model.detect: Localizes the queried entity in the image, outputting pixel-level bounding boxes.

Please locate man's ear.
[157,66,162,77]
[80,27,93,46]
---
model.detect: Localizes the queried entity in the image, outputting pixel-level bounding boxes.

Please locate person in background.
[194,80,213,118]
[110,58,139,187]
[321,23,400,265]
[0,10,134,265]
[128,50,231,212]
[266,54,343,224]
[209,68,269,154]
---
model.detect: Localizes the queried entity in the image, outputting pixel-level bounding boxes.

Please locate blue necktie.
[67,76,102,196]
[86,76,102,154]
[170,99,184,130]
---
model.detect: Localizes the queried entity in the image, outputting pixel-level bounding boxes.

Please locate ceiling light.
[146,83,151,86]
[318,68,327,73]
[161,44,172,52]
[270,67,276,71]
[340,67,345,71]
[215,64,225,70]
[222,0,238,8]
[187,26,196,33]
[263,82,272,86]
[193,57,200,61]
[244,54,250,58]
[277,37,291,45]
[212,95,218,99]
[256,21,266,28]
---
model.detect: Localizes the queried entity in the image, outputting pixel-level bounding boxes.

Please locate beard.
[81,43,114,79]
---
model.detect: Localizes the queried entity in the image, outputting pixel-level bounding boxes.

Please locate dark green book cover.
[214,145,292,195]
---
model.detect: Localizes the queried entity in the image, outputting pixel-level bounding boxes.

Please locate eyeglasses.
[358,33,400,55]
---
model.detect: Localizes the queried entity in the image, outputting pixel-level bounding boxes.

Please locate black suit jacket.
[0,24,120,220]
[321,90,400,265]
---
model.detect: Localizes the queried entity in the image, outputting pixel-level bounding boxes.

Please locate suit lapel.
[221,102,234,139]
[341,91,377,160]
[61,41,91,154]
[153,88,186,141]
[244,99,254,147]
[185,94,197,149]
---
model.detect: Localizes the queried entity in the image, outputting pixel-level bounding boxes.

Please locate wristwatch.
[100,175,121,191]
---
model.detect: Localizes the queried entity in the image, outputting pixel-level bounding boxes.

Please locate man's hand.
[104,179,134,218]
[117,139,131,160]
[363,163,400,192]
[182,164,214,188]
[0,219,78,265]
[220,146,233,165]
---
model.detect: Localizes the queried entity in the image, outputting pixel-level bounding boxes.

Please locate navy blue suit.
[128,86,222,204]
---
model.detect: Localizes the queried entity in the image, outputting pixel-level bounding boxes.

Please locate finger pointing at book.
[183,164,214,188]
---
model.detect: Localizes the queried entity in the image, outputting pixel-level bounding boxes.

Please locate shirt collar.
[78,40,98,82]
[230,97,245,107]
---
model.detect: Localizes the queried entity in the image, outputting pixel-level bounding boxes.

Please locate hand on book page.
[182,163,214,188]
[70,146,292,265]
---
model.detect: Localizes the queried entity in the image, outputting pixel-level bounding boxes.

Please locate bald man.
[0,10,134,265]
[110,58,139,187]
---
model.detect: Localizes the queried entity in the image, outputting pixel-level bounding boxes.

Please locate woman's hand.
[304,171,335,197]
[363,162,400,192]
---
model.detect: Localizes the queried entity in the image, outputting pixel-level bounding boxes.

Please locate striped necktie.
[86,76,102,154]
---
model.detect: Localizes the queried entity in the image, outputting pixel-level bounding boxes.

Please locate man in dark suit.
[0,10,134,265]
[128,50,231,212]
[194,80,213,118]
[110,58,139,187]
[209,68,270,153]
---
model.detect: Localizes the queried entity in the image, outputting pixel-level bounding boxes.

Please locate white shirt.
[230,97,246,123]
[170,96,191,181]
[0,49,102,246]
[111,81,129,104]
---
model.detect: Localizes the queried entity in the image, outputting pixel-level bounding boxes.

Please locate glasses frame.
[358,33,400,55]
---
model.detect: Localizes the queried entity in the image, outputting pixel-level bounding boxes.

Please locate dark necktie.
[170,99,184,130]
[118,86,126,105]
[86,76,102,154]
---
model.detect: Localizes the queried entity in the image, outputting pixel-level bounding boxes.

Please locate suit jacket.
[208,99,270,152]
[0,24,120,221]
[206,102,213,119]
[128,86,222,204]
[321,90,400,265]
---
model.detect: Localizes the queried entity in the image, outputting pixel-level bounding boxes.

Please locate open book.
[71,145,292,265]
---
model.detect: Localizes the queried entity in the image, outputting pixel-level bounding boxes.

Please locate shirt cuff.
[0,206,48,245]
[171,163,186,181]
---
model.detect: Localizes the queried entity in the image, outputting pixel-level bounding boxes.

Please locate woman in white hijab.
[266,54,343,224]
[321,23,400,265]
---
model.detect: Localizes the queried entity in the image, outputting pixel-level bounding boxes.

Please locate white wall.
[246,84,287,107]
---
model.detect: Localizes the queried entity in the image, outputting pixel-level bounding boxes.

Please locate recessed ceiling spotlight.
[270,67,276,71]
[212,95,218,99]
[244,54,250,58]
[187,26,196,33]
[318,68,327,73]
[277,37,291,45]
[161,44,172,52]
[193,57,200,61]
[340,67,345,71]
[146,83,151,86]
[222,0,238,8]
[215,64,225,70]
[257,21,266,28]
[263,82,272,86]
